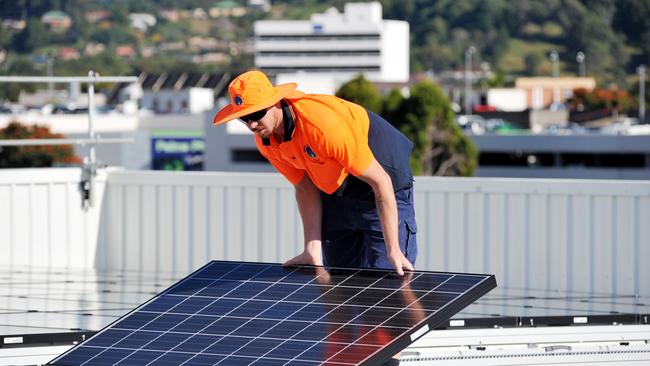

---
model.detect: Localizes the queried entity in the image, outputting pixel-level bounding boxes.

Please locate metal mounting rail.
[0,137,134,146]
[0,76,138,83]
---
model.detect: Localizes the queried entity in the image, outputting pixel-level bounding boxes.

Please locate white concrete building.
[254,2,409,87]
[140,88,214,115]
[487,88,528,112]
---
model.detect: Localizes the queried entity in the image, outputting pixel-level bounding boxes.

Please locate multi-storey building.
[254,2,409,86]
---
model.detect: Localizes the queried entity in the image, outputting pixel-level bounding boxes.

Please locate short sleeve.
[320,122,374,177]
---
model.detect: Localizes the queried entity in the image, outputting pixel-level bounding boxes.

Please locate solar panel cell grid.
[49,261,496,366]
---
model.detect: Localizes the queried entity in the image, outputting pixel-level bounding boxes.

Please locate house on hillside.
[84,42,106,56]
[57,47,79,60]
[187,36,220,52]
[84,10,110,23]
[159,9,180,23]
[192,8,209,19]
[210,1,248,17]
[116,45,136,59]
[248,0,271,12]
[41,10,71,31]
[129,13,156,32]
[1,19,26,31]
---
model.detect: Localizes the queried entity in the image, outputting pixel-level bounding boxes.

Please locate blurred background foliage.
[0,0,648,85]
[0,122,81,167]
[337,75,477,176]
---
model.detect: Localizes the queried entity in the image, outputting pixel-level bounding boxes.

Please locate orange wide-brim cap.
[213,83,298,125]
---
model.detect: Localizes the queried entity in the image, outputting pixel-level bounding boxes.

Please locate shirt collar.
[261,100,295,146]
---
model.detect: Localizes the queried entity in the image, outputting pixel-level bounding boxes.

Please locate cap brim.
[213,83,297,125]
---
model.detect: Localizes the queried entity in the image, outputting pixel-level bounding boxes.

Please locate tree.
[571,87,634,113]
[382,88,405,120]
[338,78,478,176]
[394,80,477,176]
[335,74,383,114]
[0,122,81,167]
[0,56,39,103]
[524,53,544,76]
[12,19,49,53]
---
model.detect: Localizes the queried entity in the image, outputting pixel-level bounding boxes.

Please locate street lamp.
[46,56,54,97]
[549,50,559,77]
[464,46,476,115]
[549,50,560,104]
[639,65,646,124]
[576,51,585,77]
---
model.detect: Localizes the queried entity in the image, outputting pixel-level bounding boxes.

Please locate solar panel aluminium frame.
[48,260,497,366]
[363,268,496,365]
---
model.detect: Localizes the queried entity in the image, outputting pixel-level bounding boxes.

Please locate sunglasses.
[239,108,268,124]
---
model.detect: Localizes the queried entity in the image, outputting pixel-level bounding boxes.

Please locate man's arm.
[357,159,414,276]
[283,174,323,267]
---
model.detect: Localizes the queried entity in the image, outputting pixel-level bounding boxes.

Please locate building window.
[258,34,380,40]
[261,66,380,72]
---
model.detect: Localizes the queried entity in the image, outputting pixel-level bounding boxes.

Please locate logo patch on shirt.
[304,145,317,159]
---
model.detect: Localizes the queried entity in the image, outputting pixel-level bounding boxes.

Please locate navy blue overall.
[321,111,418,269]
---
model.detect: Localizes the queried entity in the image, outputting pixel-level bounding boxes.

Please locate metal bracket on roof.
[152,72,168,92]
[196,73,209,88]
[174,73,188,90]
[544,345,572,352]
[213,72,231,96]
[0,70,138,211]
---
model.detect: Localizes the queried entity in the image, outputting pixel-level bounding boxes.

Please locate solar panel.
[48,261,496,366]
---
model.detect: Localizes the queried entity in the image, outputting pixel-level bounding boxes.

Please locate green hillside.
[0,0,648,89]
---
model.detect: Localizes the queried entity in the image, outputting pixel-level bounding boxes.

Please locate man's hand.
[283,240,323,267]
[387,248,414,276]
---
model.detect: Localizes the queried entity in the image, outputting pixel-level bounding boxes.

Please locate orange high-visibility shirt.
[255,91,374,194]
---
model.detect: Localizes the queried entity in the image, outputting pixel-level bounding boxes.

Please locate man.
[213,70,417,276]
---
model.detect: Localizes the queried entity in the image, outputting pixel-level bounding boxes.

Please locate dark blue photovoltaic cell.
[145,351,194,365]
[416,292,460,310]
[113,311,157,330]
[84,330,130,347]
[116,350,164,365]
[197,280,242,297]
[49,261,496,366]
[259,301,304,319]
[285,285,326,303]
[113,330,158,348]
[144,332,191,350]
[436,275,484,293]
[199,298,244,316]
[173,335,222,353]
[256,283,303,300]
[141,294,184,312]
[263,320,306,339]
[173,315,212,333]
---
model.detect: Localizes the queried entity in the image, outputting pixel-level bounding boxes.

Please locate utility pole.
[46,56,54,98]
[550,50,560,105]
[576,51,586,77]
[464,46,476,115]
[639,65,646,123]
